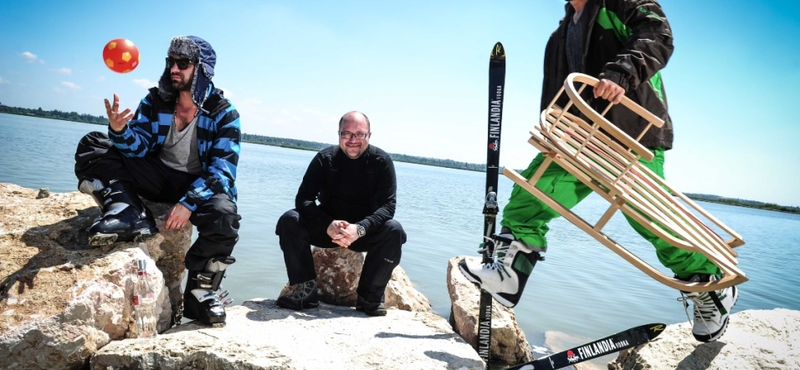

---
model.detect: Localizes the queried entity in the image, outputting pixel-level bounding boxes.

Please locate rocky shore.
[1,182,798,370]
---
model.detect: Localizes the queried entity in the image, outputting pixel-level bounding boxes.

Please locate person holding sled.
[459,0,739,342]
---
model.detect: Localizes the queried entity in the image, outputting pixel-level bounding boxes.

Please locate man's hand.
[164,203,192,230]
[327,220,359,248]
[104,93,133,133]
[594,79,626,104]
[327,220,347,239]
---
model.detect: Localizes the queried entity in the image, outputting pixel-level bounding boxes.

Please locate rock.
[609,308,800,370]
[447,256,534,365]
[36,188,50,199]
[6,183,798,370]
[90,298,485,369]
[0,183,191,370]
[279,247,431,312]
[384,262,431,312]
[0,183,453,370]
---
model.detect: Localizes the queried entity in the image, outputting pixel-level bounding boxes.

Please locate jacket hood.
[157,36,216,108]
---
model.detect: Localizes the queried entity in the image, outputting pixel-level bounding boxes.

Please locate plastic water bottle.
[133,259,157,338]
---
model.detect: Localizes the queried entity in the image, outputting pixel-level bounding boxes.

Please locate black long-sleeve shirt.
[295,145,397,234]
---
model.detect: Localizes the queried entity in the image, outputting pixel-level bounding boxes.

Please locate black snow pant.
[275,209,406,303]
[74,131,240,271]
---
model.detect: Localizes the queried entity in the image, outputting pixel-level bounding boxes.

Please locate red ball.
[102,38,140,73]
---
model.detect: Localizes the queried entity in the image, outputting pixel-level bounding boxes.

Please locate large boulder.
[0,183,191,370]
[279,247,431,312]
[447,256,534,365]
[91,298,484,369]
[609,308,800,370]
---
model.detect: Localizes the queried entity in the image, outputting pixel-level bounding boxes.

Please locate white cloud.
[61,81,81,90]
[0,77,9,84]
[21,51,38,62]
[97,76,106,83]
[51,68,72,75]
[133,78,156,89]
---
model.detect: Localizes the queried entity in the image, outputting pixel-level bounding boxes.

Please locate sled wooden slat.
[505,73,747,292]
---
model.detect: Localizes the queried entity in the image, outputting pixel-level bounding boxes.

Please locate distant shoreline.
[682,194,799,215]
[0,108,484,172]
[1,108,798,214]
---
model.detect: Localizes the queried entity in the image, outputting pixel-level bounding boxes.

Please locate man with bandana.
[74,36,241,328]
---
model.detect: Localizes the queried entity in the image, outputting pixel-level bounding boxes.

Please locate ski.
[477,41,506,366]
[503,323,666,370]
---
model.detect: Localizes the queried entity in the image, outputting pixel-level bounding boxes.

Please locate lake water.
[2,113,798,364]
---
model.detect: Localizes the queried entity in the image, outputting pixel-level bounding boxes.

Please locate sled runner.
[504,72,746,292]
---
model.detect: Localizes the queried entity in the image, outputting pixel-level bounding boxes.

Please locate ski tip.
[643,323,667,340]
[491,42,505,59]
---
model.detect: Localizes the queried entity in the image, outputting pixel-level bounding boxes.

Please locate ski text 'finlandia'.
[478,311,491,358]
[489,85,503,138]
[577,338,630,359]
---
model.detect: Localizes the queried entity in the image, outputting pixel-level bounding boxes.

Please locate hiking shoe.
[678,274,739,342]
[277,280,319,310]
[356,296,387,317]
[458,232,543,308]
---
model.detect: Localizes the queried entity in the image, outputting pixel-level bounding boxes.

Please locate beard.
[171,74,192,92]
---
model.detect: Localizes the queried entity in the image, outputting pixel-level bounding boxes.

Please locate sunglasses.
[165,57,193,70]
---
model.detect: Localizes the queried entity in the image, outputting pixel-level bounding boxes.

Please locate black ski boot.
[79,178,158,246]
[183,256,236,327]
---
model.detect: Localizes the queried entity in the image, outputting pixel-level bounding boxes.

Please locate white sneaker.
[458,234,542,308]
[679,274,739,342]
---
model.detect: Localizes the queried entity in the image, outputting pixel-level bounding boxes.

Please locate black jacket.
[542,0,674,149]
[295,145,397,234]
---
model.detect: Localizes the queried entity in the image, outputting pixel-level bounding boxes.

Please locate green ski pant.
[500,149,720,279]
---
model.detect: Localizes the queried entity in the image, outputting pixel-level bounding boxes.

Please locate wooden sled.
[504,73,746,292]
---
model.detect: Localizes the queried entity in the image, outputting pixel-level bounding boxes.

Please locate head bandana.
[157,36,217,108]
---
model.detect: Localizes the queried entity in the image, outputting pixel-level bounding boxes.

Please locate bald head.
[338,111,370,131]
[338,111,372,159]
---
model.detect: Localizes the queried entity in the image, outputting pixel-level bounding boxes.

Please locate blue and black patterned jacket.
[108,86,241,211]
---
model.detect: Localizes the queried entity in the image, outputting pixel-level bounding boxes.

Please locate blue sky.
[1,1,799,206]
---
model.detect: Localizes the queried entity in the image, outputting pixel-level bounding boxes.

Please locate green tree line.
[0,104,108,125]
[242,133,484,171]
[685,193,800,214]
[1,103,485,172]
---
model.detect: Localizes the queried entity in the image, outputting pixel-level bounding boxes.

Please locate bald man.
[275,111,406,317]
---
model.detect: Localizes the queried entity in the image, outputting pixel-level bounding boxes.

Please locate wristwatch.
[356,224,366,238]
